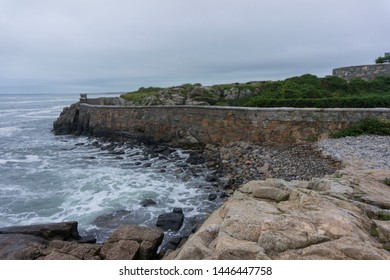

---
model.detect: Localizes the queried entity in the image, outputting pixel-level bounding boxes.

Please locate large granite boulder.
[165,169,390,260]
[0,234,48,260]
[102,225,164,260]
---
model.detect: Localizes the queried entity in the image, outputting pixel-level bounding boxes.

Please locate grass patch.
[330,117,390,138]
[378,211,390,221]
[370,226,379,238]
[120,87,163,102]
[384,177,390,186]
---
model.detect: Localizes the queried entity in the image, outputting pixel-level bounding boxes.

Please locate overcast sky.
[0,0,389,94]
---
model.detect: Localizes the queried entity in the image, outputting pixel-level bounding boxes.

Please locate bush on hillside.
[330,117,390,138]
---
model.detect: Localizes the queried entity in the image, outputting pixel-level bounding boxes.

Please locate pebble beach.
[317,135,390,170]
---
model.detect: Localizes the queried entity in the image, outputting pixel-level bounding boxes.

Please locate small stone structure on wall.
[332,63,390,81]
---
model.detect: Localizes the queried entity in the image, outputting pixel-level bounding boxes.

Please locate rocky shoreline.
[3,139,389,260]
[164,136,390,259]
[0,136,343,260]
[0,222,164,260]
[1,96,389,260]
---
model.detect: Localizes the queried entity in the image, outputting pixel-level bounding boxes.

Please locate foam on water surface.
[0,93,222,244]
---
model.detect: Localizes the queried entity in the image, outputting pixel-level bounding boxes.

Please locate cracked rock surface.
[165,169,390,259]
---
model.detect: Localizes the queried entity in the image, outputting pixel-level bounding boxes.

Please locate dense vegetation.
[376,55,390,64]
[330,117,390,138]
[121,74,390,108]
[231,75,390,108]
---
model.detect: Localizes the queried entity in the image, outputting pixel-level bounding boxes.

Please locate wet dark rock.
[176,163,189,168]
[134,161,142,165]
[151,146,168,154]
[208,193,217,201]
[111,150,125,155]
[82,156,96,160]
[91,141,100,148]
[141,199,157,207]
[156,209,185,231]
[173,207,183,214]
[77,235,97,244]
[186,155,206,165]
[205,174,217,182]
[92,210,133,228]
[143,162,152,168]
[162,148,175,156]
[0,221,80,241]
[75,143,85,146]
[219,192,229,199]
[0,221,163,260]
[163,236,183,251]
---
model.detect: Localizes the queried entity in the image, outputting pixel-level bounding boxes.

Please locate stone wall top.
[333,63,390,80]
[81,103,390,113]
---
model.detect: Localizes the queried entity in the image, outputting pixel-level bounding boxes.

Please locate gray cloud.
[0,0,389,93]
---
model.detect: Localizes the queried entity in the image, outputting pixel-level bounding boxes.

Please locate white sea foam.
[0,126,22,137]
[0,155,41,165]
[0,93,221,242]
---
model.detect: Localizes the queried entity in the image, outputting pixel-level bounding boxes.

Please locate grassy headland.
[121,74,390,108]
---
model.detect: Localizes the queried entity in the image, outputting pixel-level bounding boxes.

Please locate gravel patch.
[204,142,341,189]
[316,135,390,170]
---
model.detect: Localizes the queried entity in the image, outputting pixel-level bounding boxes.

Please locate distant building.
[384,52,390,63]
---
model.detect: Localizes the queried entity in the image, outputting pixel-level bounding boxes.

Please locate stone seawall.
[332,64,390,81]
[77,104,390,147]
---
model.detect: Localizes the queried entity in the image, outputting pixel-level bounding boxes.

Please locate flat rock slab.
[0,221,80,241]
[165,173,390,260]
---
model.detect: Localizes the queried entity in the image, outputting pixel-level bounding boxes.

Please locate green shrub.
[378,211,390,221]
[370,225,379,237]
[330,117,390,138]
[375,55,390,64]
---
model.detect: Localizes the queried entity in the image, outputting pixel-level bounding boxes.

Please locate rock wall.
[76,104,390,147]
[332,64,390,81]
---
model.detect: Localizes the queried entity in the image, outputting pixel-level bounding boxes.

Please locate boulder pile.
[0,222,163,260]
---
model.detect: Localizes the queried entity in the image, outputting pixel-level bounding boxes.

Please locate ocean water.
[0,93,220,243]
